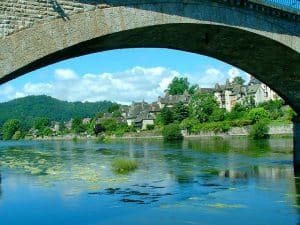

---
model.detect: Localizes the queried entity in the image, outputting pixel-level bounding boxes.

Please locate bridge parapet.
[0,0,299,39]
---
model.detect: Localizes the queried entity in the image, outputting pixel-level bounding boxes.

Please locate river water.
[0,137,298,225]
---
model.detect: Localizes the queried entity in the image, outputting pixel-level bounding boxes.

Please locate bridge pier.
[293,116,300,175]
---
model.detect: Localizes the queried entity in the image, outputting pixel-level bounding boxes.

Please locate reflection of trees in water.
[184,137,292,155]
[0,173,2,198]
[163,138,294,185]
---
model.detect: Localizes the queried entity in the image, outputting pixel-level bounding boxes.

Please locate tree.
[166,77,190,95]
[189,93,219,123]
[2,119,21,140]
[159,107,174,125]
[209,108,226,122]
[188,84,199,95]
[173,102,189,122]
[180,118,199,134]
[226,103,247,120]
[258,99,284,120]
[162,123,183,141]
[94,123,106,136]
[247,107,270,124]
[71,118,85,134]
[108,104,120,113]
[34,117,50,130]
[232,76,245,85]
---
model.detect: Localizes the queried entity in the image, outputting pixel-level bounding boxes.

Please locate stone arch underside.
[0,2,299,111]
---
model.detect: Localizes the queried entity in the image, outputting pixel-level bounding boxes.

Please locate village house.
[214,77,279,111]
[123,101,152,129]
[157,90,190,109]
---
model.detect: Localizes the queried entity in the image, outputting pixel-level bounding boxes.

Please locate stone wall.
[184,124,293,138]
[0,0,109,38]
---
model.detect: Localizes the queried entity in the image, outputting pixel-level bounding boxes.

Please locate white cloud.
[23,83,53,95]
[54,69,78,80]
[0,66,249,103]
[196,68,225,88]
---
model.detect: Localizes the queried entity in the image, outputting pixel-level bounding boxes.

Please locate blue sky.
[0,48,250,104]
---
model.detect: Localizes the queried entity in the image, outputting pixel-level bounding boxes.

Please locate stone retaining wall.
[184,124,293,138]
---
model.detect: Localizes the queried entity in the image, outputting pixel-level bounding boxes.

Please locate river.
[0,137,298,225]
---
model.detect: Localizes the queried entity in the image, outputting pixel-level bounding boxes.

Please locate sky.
[0,48,250,105]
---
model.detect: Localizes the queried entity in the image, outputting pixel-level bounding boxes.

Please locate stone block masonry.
[0,0,110,38]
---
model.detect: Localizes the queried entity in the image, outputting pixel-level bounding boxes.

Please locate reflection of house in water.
[219,166,293,180]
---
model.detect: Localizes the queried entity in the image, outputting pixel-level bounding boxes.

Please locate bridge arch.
[0,1,299,111]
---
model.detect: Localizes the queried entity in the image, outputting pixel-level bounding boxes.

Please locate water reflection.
[219,166,293,180]
[0,173,2,198]
[0,138,297,225]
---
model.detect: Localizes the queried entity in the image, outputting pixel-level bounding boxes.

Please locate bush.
[12,130,22,140]
[284,106,296,121]
[112,158,138,174]
[191,121,231,134]
[146,124,155,130]
[162,123,183,141]
[229,119,252,127]
[249,120,269,139]
[180,118,199,134]
[247,107,270,124]
[209,108,226,122]
[2,119,21,140]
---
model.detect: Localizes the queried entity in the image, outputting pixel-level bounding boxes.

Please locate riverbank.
[24,124,293,141]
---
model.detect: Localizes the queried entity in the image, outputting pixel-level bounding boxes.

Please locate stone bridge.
[0,0,300,169]
[0,0,299,109]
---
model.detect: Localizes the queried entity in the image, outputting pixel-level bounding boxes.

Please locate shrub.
[12,131,22,140]
[180,118,199,134]
[209,108,226,122]
[146,124,155,130]
[191,121,231,134]
[284,106,296,121]
[249,120,269,139]
[162,123,183,141]
[229,119,252,127]
[112,158,138,174]
[2,119,21,140]
[247,107,270,124]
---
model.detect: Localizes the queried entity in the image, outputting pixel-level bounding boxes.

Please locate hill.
[0,95,115,127]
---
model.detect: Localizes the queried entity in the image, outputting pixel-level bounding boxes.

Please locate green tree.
[226,103,247,120]
[72,118,86,134]
[162,123,183,141]
[34,117,50,130]
[232,76,245,85]
[247,107,270,124]
[189,93,219,123]
[258,99,284,120]
[2,119,21,140]
[166,77,190,95]
[159,107,174,125]
[188,84,199,95]
[173,102,189,122]
[108,104,120,113]
[209,108,226,122]
[180,118,199,134]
